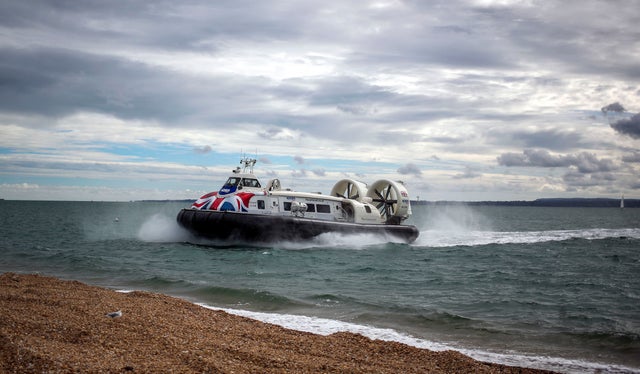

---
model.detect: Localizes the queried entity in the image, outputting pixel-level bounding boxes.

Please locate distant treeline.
[412,198,638,208]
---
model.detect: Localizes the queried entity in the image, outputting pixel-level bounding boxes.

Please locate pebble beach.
[0,273,556,373]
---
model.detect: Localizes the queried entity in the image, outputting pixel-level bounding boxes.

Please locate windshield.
[223,177,261,188]
[223,177,241,187]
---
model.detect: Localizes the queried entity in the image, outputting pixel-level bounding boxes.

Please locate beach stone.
[0,273,556,373]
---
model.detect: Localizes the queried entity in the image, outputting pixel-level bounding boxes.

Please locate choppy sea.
[1,200,639,373]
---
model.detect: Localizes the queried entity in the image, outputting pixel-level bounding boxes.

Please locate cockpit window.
[224,177,241,187]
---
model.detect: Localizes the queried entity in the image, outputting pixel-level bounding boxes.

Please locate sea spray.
[415,204,493,232]
[138,213,191,242]
[277,231,407,250]
[410,204,493,247]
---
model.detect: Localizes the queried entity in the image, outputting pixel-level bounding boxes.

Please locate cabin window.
[316,204,331,213]
[242,178,261,188]
[257,200,265,210]
[283,202,292,211]
[306,204,316,212]
[365,206,372,213]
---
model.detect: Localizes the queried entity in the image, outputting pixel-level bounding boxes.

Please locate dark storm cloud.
[497,149,616,173]
[610,113,640,139]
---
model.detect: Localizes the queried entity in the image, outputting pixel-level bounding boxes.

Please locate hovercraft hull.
[177,208,419,244]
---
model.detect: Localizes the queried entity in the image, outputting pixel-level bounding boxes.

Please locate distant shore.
[0,273,555,373]
[1,198,636,207]
[412,197,637,208]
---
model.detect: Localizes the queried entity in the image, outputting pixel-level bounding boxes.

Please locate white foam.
[415,228,640,248]
[275,231,405,250]
[200,305,640,374]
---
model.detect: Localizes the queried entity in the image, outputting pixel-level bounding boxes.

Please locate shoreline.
[0,273,555,373]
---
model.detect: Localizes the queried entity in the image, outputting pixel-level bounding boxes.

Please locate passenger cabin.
[242,186,384,225]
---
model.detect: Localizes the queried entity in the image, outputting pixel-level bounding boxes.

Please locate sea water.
[1,200,639,373]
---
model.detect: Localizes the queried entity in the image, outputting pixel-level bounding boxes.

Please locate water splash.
[137,213,191,243]
[275,231,407,250]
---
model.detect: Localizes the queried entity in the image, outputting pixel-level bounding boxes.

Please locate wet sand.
[0,273,555,373]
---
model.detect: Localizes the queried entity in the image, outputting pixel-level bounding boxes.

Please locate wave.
[198,305,640,374]
[129,276,306,311]
[414,228,640,248]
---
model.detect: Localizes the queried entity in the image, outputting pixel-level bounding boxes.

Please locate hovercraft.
[177,157,419,243]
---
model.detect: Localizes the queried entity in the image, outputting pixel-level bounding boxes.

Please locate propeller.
[371,184,398,221]
[332,180,363,200]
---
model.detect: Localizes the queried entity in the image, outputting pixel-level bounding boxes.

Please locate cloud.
[610,113,640,139]
[453,166,482,179]
[397,163,422,176]
[622,152,640,163]
[291,169,307,177]
[489,128,584,151]
[293,155,305,165]
[601,102,626,114]
[193,145,212,154]
[562,170,616,188]
[312,168,326,177]
[1,1,640,201]
[497,149,616,173]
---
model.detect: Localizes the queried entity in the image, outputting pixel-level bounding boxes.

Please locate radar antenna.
[240,157,257,173]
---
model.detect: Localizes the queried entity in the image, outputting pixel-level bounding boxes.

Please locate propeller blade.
[375,189,384,200]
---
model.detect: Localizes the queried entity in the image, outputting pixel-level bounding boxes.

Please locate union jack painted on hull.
[192,191,261,212]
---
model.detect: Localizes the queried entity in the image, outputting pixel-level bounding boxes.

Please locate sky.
[1,0,639,202]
